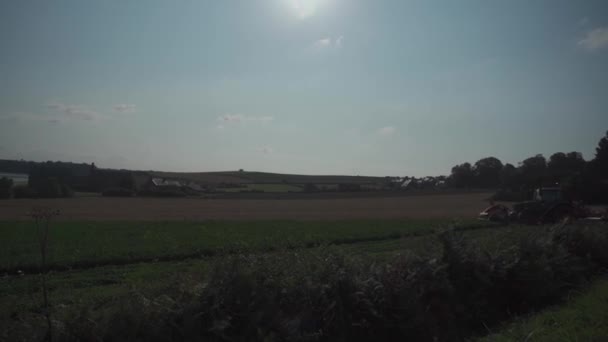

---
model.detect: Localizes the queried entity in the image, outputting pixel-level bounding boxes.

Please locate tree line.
[447,131,608,202]
[0,161,137,198]
[1,131,607,201]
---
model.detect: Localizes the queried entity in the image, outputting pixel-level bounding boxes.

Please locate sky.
[1,0,607,177]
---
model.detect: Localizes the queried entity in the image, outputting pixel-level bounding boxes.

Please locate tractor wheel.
[542,204,574,224]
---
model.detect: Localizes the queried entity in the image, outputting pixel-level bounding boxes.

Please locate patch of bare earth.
[0,192,493,221]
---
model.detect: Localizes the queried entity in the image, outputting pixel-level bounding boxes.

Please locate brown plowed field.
[0,192,493,221]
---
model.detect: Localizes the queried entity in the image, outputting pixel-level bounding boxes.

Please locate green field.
[0,220,522,316]
[221,183,303,192]
[0,219,478,272]
[151,170,385,187]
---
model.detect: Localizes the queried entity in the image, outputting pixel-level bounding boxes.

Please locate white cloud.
[378,126,396,136]
[113,104,136,113]
[47,103,102,121]
[315,38,332,48]
[314,36,344,49]
[578,27,608,51]
[217,114,274,125]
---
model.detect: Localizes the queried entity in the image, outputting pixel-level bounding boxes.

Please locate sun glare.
[290,0,323,19]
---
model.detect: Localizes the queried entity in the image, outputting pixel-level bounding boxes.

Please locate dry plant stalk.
[28,207,60,342]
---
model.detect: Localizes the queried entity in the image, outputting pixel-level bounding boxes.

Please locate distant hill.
[150,170,386,185]
[0,159,388,188]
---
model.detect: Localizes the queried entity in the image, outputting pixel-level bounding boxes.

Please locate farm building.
[143,177,206,193]
[0,172,28,185]
[400,179,414,190]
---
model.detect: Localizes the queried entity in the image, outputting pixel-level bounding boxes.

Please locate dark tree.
[0,177,14,199]
[499,163,518,189]
[593,130,608,174]
[548,152,585,173]
[518,154,547,187]
[119,175,136,190]
[35,177,62,198]
[473,157,503,188]
[449,162,474,188]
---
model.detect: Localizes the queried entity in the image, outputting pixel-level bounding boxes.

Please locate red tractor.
[479,187,586,224]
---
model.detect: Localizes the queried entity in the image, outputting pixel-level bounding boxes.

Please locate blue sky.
[1,0,607,176]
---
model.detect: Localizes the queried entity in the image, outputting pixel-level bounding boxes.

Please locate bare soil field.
[0,192,493,221]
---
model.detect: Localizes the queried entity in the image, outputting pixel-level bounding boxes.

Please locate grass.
[479,278,608,342]
[0,219,475,272]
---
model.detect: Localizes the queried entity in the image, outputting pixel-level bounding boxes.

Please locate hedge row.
[46,224,608,341]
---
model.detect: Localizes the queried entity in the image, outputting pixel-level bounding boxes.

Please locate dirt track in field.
[0,192,493,221]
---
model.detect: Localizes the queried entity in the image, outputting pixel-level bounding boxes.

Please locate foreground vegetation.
[480,278,608,341]
[2,220,607,341]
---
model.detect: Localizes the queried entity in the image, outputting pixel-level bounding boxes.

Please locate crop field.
[0,219,470,273]
[221,183,304,192]
[0,191,493,221]
[0,219,522,322]
[1,191,607,341]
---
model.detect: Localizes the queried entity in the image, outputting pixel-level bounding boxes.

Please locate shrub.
[32,177,62,198]
[13,185,38,198]
[60,183,74,198]
[502,233,590,312]
[0,177,14,199]
[552,224,608,267]
[60,224,608,342]
[138,189,186,197]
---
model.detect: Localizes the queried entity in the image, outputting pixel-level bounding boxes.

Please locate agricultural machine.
[479,187,607,224]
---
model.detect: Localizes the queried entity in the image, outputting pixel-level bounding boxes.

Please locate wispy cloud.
[578,27,608,51]
[1,112,61,125]
[113,104,136,113]
[47,103,102,121]
[314,36,344,49]
[257,146,274,154]
[336,35,344,48]
[378,126,396,136]
[217,114,274,125]
[315,37,332,48]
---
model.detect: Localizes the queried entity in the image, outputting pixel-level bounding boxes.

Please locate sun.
[290,0,323,19]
